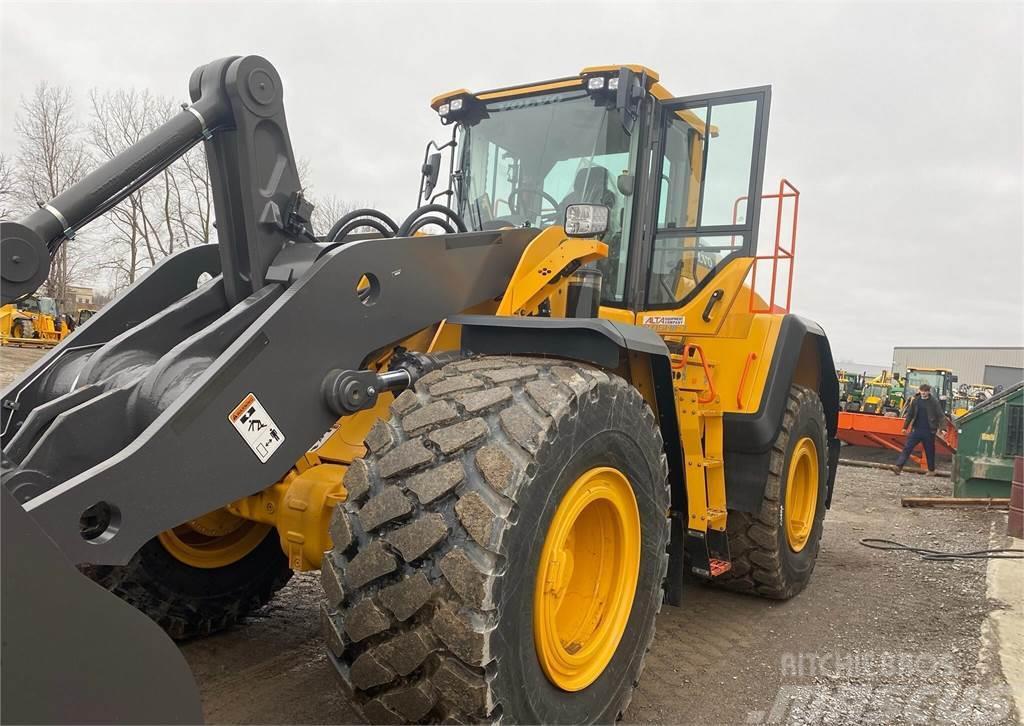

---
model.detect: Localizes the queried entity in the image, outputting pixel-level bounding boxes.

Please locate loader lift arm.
[0,55,306,307]
[0,56,540,568]
[0,55,549,723]
[1,55,312,723]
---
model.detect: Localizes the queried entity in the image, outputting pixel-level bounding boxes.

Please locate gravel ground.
[178,456,1018,725]
[2,347,1018,724]
[0,346,47,389]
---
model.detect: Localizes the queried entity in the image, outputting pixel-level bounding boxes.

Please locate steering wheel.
[507,185,561,226]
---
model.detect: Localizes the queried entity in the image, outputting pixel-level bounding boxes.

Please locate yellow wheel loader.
[0,294,68,346]
[0,57,839,724]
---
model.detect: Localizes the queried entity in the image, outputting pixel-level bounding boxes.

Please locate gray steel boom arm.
[0,53,543,568]
[0,55,303,306]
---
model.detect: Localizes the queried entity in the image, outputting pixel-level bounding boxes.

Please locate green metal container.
[952,382,1024,497]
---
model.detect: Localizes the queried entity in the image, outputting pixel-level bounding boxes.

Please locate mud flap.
[666,514,687,606]
[825,437,841,508]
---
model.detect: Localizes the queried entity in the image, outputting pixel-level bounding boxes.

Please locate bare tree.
[14,83,91,305]
[87,88,214,285]
[88,88,151,284]
[310,193,362,237]
[0,154,15,220]
[13,83,363,303]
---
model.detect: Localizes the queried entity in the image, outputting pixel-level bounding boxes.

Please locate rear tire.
[86,530,291,639]
[712,384,828,599]
[11,320,33,339]
[321,356,670,724]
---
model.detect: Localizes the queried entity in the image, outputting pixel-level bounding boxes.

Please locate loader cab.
[19,294,59,319]
[904,367,957,414]
[432,66,772,317]
[441,80,641,304]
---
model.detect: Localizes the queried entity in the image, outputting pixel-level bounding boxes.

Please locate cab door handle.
[701,289,724,322]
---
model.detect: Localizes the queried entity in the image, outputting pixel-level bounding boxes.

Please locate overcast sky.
[1,1,1021,366]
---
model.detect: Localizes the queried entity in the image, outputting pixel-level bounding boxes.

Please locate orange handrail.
[739,178,800,314]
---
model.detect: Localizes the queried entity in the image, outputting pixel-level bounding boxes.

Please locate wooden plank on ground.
[901,496,1009,509]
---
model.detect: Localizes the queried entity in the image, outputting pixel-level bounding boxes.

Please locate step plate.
[685,528,733,578]
[709,558,732,576]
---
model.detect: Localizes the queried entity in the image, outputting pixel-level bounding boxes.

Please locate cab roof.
[430,64,664,110]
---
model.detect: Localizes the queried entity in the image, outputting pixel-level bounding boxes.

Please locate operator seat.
[559,166,624,299]
[558,166,617,215]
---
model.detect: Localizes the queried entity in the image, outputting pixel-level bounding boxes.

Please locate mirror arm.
[416,128,458,208]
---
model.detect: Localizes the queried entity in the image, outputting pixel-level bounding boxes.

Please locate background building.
[892,346,1024,389]
[66,285,95,307]
[834,361,888,378]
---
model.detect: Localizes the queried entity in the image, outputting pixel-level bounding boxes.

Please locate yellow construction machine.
[1,57,839,724]
[0,294,68,346]
[903,366,957,416]
[860,370,901,415]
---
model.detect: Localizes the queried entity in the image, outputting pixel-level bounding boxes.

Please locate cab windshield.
[456,90,638,303]
[863,384,887,400]
[38,297,59,318]
[905,371,945,395]
[19,296,58,318]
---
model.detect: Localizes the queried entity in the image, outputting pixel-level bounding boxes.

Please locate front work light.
[564,204,610,238]
[438,103,450,116]
[587,77,606,90]
[449,98,464,111]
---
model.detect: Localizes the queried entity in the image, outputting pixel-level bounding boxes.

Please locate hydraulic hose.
[326,208,399,243]
[396,204,467,237]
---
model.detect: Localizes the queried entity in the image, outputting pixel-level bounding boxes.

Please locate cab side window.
[647,98,762,308]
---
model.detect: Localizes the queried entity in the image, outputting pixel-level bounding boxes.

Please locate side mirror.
[564,204,610,238]
[421,152,442,199]
[617,173,634,196]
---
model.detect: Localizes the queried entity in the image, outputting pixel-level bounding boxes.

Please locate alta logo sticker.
[642,315,685,332]
[228,393,285,463]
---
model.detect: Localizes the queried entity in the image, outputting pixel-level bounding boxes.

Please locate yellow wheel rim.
[784,437,819,552]
[533,467,641,692]
[158,509,271,569]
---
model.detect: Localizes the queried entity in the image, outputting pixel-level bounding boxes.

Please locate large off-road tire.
[11,319,34,339]
[86,530,291,639]
[712,384,827,599]
[321,356,670,724]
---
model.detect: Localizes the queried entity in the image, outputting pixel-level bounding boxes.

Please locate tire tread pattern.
[323,356,669,724]
[86,535,292,640]
[712,384,826,600]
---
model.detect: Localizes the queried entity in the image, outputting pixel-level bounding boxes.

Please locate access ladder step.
[706,508,728,529]
[684,528,732,578]
[708,559,732,577]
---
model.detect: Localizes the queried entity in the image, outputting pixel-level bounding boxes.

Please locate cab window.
[457,91,639,304]
[647,97,763,308]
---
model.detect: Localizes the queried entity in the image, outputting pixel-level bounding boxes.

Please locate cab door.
[636,87,771,335]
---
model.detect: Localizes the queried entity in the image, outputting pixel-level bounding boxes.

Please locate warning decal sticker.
[228,393,285,463]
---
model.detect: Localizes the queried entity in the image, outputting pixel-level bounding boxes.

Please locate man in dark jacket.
[893,383,945,475]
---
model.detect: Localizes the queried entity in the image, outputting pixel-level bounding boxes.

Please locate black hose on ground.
[858,538,1024,561]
